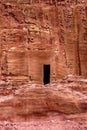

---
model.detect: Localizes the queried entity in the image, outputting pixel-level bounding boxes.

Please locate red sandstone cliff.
[0,0,87,84]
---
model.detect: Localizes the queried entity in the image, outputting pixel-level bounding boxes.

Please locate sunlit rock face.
[0,0,87,84]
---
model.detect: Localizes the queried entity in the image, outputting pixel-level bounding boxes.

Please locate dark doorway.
[43,65,50,85]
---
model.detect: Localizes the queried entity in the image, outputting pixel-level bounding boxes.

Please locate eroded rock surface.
[0,0,87,84]
[0,76,87,121]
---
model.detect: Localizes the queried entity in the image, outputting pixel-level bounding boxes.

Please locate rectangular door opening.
[43,64,50,85]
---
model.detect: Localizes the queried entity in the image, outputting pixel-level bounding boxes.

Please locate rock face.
[0,0,87,84]
[0,76,87,121]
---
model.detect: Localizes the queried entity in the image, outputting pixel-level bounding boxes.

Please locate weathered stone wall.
[57,0,87,77]
[0,0,87,84]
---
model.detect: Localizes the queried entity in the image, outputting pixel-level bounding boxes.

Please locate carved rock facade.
[0,0,87,84]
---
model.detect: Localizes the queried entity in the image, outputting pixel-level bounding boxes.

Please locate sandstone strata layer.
[0,76,87,121]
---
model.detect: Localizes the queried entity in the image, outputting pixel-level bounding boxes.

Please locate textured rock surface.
[0,0,87,84]
[0,114,87,130]
[0,76,87,121]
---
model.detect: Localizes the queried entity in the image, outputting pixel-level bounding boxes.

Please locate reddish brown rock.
[0,77,87,121]
[0,0,87,84]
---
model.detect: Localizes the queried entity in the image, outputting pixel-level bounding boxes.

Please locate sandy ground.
[0,112,87,130]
